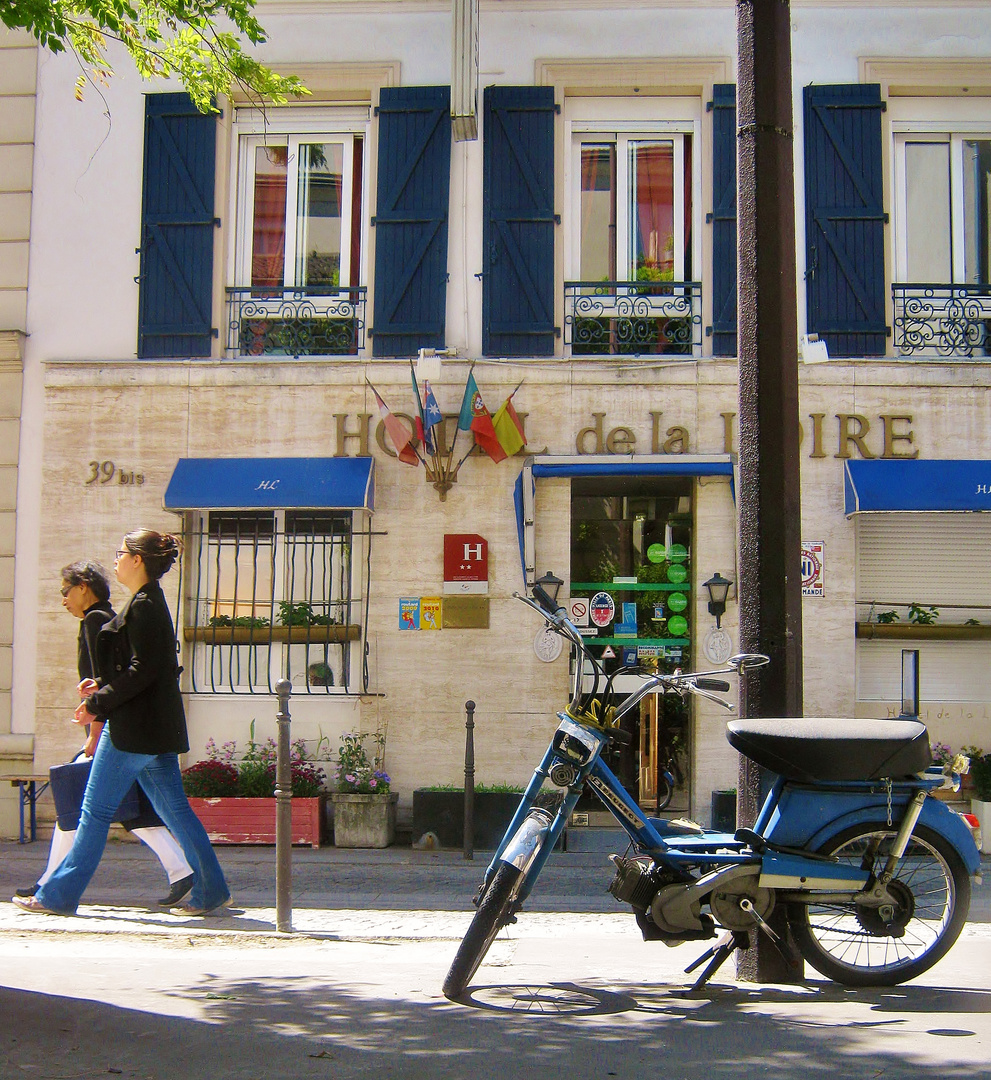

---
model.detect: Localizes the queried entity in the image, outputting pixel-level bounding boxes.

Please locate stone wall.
[0,29,33,836]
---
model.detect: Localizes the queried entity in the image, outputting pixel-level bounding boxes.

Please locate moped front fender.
[501,808,553,876]
[807,797,981,875]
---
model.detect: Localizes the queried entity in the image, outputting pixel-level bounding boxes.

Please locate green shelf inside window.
[570,582,690,593]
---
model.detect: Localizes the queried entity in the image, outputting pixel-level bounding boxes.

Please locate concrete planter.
[332,792,398,848]
[188,795,327,848]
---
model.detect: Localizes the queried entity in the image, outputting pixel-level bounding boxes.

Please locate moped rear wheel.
[443,862,524,1000]
[791,821,970,987]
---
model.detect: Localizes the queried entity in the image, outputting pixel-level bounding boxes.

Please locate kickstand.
[684,931,750,991]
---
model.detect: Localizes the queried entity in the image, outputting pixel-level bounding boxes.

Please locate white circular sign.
[703,627,733,665]
[534,626,564,663]
[589,591,615,628]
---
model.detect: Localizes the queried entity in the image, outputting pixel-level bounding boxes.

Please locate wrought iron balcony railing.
[892,283,991,358]
[226,286,366,358]
[564,280,703,356]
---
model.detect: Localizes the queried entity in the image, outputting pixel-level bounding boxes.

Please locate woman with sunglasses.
[14,531,231,917]
[15,560,194,905]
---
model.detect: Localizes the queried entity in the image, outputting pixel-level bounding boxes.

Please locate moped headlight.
[552,729,592,766]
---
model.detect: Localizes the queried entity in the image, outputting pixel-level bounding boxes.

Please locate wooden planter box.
[183,625,361,644]
[189,795,328,848]
[331,793,398,848]
[855,623,991,641]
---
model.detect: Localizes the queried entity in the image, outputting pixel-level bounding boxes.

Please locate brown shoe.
[170,896,234,917]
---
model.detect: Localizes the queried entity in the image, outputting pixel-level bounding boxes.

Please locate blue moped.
[442,585,981,999]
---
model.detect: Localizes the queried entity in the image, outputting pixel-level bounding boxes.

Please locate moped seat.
[725,717,931,783]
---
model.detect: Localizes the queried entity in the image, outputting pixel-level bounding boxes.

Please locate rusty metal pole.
[464,700,475,860]
[736,0,804,982]
[275,678,293,933]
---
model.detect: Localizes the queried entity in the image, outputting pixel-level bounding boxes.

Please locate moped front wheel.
[791,821,970,987]
[443,862,524,1000]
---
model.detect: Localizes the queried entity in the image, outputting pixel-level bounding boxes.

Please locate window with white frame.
[891,99,991,356]
[228,108,369,357]
[565,97,702,356]
[182,511,359,694]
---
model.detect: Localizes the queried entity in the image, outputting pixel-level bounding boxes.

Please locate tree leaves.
[1,0,308,110]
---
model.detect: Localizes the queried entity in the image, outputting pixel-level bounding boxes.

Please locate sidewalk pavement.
[2,837,990,941]
[4,840,991,1080]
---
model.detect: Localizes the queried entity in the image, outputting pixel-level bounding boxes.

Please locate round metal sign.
[589,591,616,627]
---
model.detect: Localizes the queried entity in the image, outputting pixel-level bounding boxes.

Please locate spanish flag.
[492,393,526,457]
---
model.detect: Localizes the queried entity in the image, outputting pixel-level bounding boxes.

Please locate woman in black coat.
[15,532,231,918]
[15,560,194,905]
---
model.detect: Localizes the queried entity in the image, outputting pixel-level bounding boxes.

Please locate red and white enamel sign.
[443,533,489,594]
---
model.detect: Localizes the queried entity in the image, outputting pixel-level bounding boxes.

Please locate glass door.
[570,476,693,811]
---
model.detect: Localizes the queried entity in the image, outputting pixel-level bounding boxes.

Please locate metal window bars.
[180,511,358,694]
[564,280,703,356]
[225,286,366,358]
[892,283,991,357]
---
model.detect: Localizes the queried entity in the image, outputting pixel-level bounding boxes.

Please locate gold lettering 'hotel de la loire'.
[1,2,990,838]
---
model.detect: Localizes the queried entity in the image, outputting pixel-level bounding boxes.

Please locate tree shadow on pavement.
[2,969,989,1080]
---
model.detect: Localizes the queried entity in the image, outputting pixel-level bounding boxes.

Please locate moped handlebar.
[515,589,769,719]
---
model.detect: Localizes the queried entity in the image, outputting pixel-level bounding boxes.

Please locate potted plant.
[182,731,329,848]
[307,661,334,687]
[965,745,991,854]
[331,730,397,848]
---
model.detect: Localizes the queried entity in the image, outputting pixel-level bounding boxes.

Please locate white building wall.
[7,2,991,837]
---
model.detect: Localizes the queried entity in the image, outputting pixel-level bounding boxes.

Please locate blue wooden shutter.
[803,83,887,357]
[137,93,217,358]
[371,86,451,357]
[482,86,556,357]
[710,84,737,357]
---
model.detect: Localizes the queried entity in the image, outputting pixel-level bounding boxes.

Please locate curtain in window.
[632,142,674,281]
[251,146,288,289]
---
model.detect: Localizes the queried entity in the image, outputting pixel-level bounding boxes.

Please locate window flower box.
[183,624,361,645]
[855,623,991,641]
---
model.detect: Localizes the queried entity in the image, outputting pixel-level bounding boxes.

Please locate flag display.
[492,393,526,457]
[410,365,433,453]
[457,371,506,462]
[423,381,443,451]
[368,381,419,466]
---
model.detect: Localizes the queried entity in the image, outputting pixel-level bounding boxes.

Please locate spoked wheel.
[443,862,525,1000]
[790,821,971,987]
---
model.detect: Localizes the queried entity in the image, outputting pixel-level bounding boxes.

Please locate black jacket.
[78,600,114,682]
[86,580,189,755]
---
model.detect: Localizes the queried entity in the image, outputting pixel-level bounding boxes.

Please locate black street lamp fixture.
[703,572,732,629]
[534,570,564,610]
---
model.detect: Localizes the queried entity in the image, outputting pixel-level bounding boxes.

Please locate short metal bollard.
[464,700,475,861]
[275,678,293,933]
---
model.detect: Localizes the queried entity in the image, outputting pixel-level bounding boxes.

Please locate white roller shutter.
[856,512,991,703]
[857,513,991,609]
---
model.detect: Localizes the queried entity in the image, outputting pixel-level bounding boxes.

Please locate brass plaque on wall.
[441,596,490,629]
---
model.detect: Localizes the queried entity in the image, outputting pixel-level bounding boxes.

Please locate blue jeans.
[37,730,229,915]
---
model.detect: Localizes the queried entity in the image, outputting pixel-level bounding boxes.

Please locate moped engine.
[608,855,714,943]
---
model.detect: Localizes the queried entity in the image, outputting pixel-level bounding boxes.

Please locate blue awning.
[844,459,991,515]
[164,457,374,512]
[515,454,735,585]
